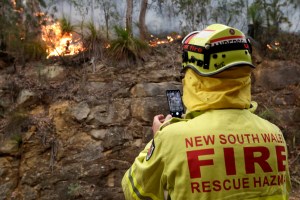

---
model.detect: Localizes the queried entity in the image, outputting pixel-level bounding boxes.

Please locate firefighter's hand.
[152,114,172,136]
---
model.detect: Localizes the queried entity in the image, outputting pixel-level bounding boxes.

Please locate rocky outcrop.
[0,49,299,199]
[252,60,300,142]
[0,52,183,199]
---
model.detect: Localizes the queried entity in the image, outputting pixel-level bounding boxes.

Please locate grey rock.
[69,102,91,121]
[40,65,65,80]
[131,82,182,97]
[17,89,36,106]
[89,129,107,140]
[87,99,131,126]
[253,61,300,90]
[131,97,169,123]
[0,140,19,155]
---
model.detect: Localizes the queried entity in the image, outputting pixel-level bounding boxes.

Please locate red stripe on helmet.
[184,33,198,44]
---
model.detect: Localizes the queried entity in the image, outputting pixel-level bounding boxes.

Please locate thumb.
[165,114,172,122]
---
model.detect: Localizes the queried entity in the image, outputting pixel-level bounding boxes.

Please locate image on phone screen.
[166,90,184,118]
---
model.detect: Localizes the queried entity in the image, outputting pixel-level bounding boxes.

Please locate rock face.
[253,61,300,91]
[0,50,299,199]
[252,60,300,136]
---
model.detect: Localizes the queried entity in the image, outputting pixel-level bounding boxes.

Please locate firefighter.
[122,24,291,200]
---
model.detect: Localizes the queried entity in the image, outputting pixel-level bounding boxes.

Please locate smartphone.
[166,90,184,118]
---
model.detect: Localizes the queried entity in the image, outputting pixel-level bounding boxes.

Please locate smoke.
[145,8,182,35]
[44,0,299,36]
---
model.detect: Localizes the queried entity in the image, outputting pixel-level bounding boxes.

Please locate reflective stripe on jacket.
[122,109,291,200]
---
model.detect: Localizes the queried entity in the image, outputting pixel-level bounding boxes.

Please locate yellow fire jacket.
[122,109,291,200]
[122,68,291,200]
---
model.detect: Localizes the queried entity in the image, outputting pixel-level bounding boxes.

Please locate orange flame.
[267,41,281,51]
[42,22,84,58]
[11,0,16,8]
[149,34,182,47]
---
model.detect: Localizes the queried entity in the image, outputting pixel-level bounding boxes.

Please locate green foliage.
[211,0,245,26]
[59,16,76,35]
[248,2,266,40]
[85,22,100,40]
[248,0,292,41]
[83,21,107,59]
[67,183,82,197]
[95,0,120,39]
[258,107,278,123]
[0,0,48,61]
[247,0,299,59]
[67,0,120,37]
[171,0,211,31]
[24,40,48,60]
[38,0,47,8]
[109,26,149,62]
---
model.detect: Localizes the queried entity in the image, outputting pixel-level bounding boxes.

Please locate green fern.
[85,21,99,40]
[109,26,149,61]
[83,21,106,59]
[248,2,265,40]
[59,16,75,36]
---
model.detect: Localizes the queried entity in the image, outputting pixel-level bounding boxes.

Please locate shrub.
[59,16,76,36]
[67,183,82,197]
[109,26,149,62]
[23,39,48,60]
[83,21,107,60]
[257,106,278,124]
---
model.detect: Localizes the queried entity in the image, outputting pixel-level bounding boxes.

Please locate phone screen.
[166,90,184,118]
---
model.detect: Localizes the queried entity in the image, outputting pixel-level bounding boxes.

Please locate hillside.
[0,42,299,199]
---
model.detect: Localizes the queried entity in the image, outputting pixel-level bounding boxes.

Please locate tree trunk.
[0,4,6,51]
[91,0,95,25]
[126,0,133,35]
[105,14,109,39]
[139,0,148,40]
[103,4,110,39]
[262,0,270,29]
